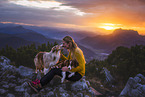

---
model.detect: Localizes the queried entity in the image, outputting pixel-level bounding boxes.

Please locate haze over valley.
[1,23,145,62]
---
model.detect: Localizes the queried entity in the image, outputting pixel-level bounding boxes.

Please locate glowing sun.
[98,23,118,30]
[101,26,114,30]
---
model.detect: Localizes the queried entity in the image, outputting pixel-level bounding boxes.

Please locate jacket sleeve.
[60,54,68,61]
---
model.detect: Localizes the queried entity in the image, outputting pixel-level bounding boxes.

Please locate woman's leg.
[28,68,62,92]
[29,68,82,93]
[65,72,82,82]
[40,68,62,86]
[40,68,82,87]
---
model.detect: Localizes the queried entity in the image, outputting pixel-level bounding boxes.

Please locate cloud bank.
[0,0,145,34]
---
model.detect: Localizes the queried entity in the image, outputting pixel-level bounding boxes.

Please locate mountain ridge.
[0,25,35,34]
[0,26,60,49]
[80,29,145,53]
[0,25,95,61]
[0,33,34,49]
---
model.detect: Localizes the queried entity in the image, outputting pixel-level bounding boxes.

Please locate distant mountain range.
[25,26,95,41]
[80,29,145,53]
[0,25,95,61]
[1,23,144,61]
[0,26,35,34]
[0,26,61,49]
[0,33,34,49]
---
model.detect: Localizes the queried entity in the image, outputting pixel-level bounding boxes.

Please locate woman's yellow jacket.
[61,47,86,77]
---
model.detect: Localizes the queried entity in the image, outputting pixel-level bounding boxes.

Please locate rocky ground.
[0,56,99,97]
[1,56,145,97]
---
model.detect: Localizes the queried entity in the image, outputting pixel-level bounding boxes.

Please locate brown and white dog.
[34,44,62,75]
[61,59,79,83]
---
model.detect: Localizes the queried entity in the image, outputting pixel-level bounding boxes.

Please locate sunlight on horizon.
[98,23,120,30]
[1,21,145,35]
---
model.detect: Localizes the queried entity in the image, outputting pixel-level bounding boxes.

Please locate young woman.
[28,36,86,93]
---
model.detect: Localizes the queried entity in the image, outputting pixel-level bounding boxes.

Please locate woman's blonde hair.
[63,36,77,51]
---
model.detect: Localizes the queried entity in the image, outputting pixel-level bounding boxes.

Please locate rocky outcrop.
[0,56,95,97]
[119,74,145,97]
[99,67,115,87]
[103,67,115,84]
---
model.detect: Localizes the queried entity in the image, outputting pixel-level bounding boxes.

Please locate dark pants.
[40,68,82,87]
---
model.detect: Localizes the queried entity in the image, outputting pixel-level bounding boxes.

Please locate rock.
[59,87,66,93]
[71,76,89,91]
[75,92,83,97]
[85,95,90,97]
[7,93,15,97]
[103,67,115,84]
[15,85,25,92]
[0,88,7,94]
[24,91,30,97]
[46,91,55,97]
[60,92,70,97]
[8,75,16,79]
[3,85,9,88]
[119,74,145,97]
[8,83,17,88]
[0,56,11,65]
[16,66,34,77]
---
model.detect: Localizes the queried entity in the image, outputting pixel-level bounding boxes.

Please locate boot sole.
[28,82,39,93]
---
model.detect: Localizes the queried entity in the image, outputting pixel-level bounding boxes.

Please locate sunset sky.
[0,0,145,35]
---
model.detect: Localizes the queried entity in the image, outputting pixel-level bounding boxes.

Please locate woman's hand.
[62,66,69,72]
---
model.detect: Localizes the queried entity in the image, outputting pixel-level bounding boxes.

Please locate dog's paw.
[68,75,72,78]
[68,73,74,78]
[61,80,64,83]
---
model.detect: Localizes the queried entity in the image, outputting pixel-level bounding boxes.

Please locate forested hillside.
[0,42,58,68]
[86,45,145,87]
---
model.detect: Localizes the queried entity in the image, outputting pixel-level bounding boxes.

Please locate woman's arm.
[60,54,68,60]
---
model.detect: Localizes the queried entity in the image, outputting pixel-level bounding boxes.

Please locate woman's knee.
[50,68,62,75]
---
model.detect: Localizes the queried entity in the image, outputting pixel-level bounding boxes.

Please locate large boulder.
[119,74,145,97]
[103,67,115,84]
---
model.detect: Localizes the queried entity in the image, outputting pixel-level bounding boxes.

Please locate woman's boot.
[28,79,42,93]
